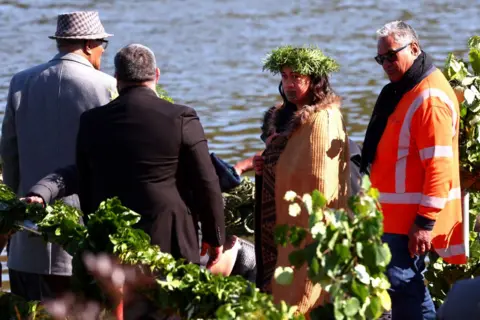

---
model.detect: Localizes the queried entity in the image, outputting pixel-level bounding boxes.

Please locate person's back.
[12,54,116,200]
[0,11,116,301]
[77,44,225,266]
[78,87,200,235]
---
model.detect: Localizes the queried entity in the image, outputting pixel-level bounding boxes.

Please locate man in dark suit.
[76,44,225,266]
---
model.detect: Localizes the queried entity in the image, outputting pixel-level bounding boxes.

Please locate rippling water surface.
[0,0,480,288]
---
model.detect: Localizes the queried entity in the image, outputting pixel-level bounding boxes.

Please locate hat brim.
[49,32,113,40]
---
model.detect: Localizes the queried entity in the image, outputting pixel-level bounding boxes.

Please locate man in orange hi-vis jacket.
[361,21,464,320]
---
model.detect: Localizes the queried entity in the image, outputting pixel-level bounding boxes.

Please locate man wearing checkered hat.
[0,11,116,301]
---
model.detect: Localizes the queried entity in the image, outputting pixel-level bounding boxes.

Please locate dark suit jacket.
[76,85,225,264]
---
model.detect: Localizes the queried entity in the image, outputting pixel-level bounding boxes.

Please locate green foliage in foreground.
[156,85,174,103]
[0,177,390,319]
[0,291,50,320]
[425,190,480,308]
[274,177,391,320]
[444,35,480,173]
[0,183,300,320]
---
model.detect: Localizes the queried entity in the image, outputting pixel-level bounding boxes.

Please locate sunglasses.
[374,42,411,65]
[96,39,109,50]
[85,39,109,50]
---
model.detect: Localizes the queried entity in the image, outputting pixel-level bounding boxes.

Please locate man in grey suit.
[0,11,116,301]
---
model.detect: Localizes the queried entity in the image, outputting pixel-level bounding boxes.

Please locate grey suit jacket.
[0,52,116,275]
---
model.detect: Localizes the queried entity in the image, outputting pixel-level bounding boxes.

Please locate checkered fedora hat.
[49,11,113,40]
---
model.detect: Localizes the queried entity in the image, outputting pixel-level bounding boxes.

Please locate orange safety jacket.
[370,68,466,264]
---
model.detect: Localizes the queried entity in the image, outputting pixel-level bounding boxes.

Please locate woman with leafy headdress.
[256,46,350,316]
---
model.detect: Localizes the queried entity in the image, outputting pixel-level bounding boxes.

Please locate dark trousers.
[8,268,71,301]
[382,233,436,320]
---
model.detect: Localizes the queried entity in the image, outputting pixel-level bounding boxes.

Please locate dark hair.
[114,44,156,82]
[274,75,337,131]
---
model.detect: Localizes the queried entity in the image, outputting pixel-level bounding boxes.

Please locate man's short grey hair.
[114,44,157,82]
[376,21,420,47]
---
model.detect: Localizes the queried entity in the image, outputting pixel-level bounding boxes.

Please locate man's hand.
[233,156,254,176]
[20,195,45,207]
[201,242,223,269]
[408,224,432,257]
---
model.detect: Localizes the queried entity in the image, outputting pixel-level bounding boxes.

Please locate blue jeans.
[382,233,436,320]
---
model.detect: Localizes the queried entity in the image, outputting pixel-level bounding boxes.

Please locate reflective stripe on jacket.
[371,68,466,264]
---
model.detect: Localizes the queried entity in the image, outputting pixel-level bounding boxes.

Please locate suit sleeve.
[76,113,93,215]
[181,108,225,247]
[412,97,456,229]
[28,164,79,204]
[0,78,20,193]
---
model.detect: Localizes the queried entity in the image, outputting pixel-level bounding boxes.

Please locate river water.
[1,0,480,289]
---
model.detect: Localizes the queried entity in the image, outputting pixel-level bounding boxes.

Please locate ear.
[411,42,421,56]
[84,40,93,56]
[155,67,160,83]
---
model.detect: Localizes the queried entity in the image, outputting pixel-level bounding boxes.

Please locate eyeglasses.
[374,42,411,65]
[84,39,109,50]
[96,39,109,50]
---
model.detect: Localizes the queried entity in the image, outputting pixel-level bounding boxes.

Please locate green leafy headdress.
[262,45,339,77]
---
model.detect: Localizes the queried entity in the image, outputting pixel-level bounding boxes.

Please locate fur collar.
[268,95,341,138]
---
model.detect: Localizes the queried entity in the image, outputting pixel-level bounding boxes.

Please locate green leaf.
[289,226,308,247]
[311,221,326,240]
[378,290,392,311]
[311,189,327,211]
[288,250,306,268]
[462,76,478,86]
[351,279,370,302]
[334,305,345,320]
[468,36,480,50]
[461,103,468,117]
[464,88,475,105]
[274,224,290,247]
[302,193,313,214]
[468,101,480,113]
[344,297,361,317]
[335,239,352,262]
[274,267,294,286]
[327,230,340,250]
[365,296,383,319]
[361,176,371,190]
[469,114,480,126]
[310,257,320,275]
[356,242,364,258]
[354,264,371,285]
[309,210,324,229]
[156,85,174,103]
[303,242,318,261]
[375,243,392,267]
[444,54,468,82]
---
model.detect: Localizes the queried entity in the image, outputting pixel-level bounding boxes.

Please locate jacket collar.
[269,96,341,138]
[118,84,158,97]
[50,52,94,68]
